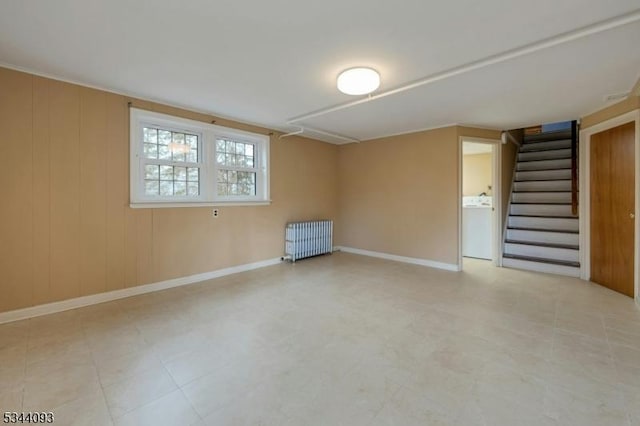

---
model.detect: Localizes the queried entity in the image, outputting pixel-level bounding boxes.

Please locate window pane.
[172,150,186,162]
[237,171,252,184]
[187,167,199,182]
[215,139,256,169]
[215,169,257,197]
[174,181,187,196]
[240,184,255,195]
[237,172,256,195]
[158,144,171,160]
[143,143,158,159]
[186,134,198,149]
[160,180,173,196]
[144,180,159,195]
[174,167,187,181]
[218,172,256,196]
[158,130,171,145]
[134,115,267,203]
[172,132,185,145]
[143,128,157,143]
[246,145,255,166]
[187,182,199,196]
[143,163,199,198]
[145,165,160,179]
[160,165,173,180]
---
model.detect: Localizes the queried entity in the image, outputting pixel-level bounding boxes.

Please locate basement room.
[1,1,639,425]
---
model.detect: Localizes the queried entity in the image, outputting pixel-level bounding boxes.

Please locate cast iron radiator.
[284,220,333,262]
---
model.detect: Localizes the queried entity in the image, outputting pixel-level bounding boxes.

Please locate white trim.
[337,246,459,272]
[130,108,270,206]
[130,201,272,209]
[579,109,640,300]
[492,141,503,266]
[0,257,282,325]
[298,125,361,143]
[458,137,503,269]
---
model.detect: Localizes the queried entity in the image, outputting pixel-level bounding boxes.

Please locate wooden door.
[590,121,635,297]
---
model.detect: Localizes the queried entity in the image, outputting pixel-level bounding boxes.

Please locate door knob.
[632,213,636,219]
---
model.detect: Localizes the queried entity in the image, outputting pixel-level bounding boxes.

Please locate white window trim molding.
[129,201,272,209]
[130,108,270,207]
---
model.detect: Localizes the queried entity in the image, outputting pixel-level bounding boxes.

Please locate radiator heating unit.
[284,220,333,262]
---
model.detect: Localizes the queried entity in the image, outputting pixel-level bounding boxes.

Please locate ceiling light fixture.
[337,67,380,96]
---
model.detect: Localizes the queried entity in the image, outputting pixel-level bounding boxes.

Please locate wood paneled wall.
[337,126,461,265]
[0,67,338,313]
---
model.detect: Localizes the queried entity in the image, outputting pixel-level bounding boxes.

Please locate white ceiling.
[1,0,639,144]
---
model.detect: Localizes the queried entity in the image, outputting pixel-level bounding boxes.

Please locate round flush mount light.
[337,67,380,95]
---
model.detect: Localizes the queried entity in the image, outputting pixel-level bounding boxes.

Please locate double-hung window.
[130,108,269,207]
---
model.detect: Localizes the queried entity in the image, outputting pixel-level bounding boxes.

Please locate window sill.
[129,201,272,209]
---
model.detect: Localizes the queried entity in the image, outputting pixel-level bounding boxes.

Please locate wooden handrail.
[571,120,578,216]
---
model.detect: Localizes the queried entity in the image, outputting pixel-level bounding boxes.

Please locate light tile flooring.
[1,253,640,425]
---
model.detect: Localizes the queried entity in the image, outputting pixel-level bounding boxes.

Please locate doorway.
[590,122,635,297]
[580,110,640,300]
[458,137,502,269]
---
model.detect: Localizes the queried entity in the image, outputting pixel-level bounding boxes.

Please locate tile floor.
[1,253,640,425]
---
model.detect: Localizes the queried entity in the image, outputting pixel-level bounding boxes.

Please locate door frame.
[579,109,640,301]
[458,136,502,270]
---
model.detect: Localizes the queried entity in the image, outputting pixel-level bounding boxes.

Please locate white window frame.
[130,108,270,208]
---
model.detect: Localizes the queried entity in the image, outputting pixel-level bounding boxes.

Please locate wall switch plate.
[212,209,219,218]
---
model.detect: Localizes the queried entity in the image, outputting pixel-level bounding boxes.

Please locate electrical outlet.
[212,209,219,218]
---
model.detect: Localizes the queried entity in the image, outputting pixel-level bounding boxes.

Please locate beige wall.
[501,129,521,229]
[457,127,502,141]
[0,66,509,314]
[336,125,507,266]
[463,153,492,196]
[0,67,338,313]
[581,96,640,129]
[336,126,461,265]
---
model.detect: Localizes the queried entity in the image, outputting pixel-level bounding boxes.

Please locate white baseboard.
[0,257,282,325]
[336,246,459,272]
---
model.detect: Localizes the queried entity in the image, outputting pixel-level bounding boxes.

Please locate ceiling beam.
[287,9,640,127]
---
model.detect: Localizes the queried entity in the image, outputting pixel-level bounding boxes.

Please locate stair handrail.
[571,120,578,216]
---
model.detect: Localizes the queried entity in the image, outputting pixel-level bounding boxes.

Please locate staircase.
[502,124,580,277]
